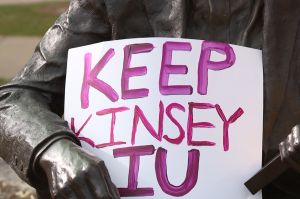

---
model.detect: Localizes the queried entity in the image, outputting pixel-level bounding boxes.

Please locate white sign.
[65,38,263,199]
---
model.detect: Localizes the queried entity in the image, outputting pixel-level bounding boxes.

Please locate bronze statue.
[0,0,300,198]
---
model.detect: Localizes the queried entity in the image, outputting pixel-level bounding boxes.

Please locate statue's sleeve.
[0,0,111,186]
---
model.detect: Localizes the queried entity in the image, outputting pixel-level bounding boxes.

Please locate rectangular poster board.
[65,38,263,199]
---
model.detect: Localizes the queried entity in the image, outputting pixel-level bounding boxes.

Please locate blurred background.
[0,0,69,198]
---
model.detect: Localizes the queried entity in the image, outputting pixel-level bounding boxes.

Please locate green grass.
[0,78,8,85]
[0,2,69,36]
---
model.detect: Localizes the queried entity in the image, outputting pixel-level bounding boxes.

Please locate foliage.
[0,78,8,85]
[0,2,69,36]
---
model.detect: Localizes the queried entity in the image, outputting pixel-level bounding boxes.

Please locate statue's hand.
[279,125,300,172]
[39,139,120,199]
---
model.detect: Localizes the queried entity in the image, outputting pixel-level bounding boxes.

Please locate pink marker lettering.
[113,145,155,196]
[77,137,95,147]
[215,104,244,151]
[81,49,119,109]
[70,114,92,137]
[198,41,236,95]
[155,147,200,196]
[70,115,95,147]
[163,103,186,145]
[187,102,216,146]
[95,107,129,148]
[131,101,164,145]
[122,43,154,99]
[159,41,193,95]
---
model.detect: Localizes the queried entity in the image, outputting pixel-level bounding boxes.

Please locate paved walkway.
[0,0,68,80]
[0,36,41,80]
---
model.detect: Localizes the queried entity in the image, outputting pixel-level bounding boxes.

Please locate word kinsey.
[71,40,246,197]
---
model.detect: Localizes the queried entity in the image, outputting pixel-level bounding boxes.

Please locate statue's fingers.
[99,162,120,199]
[280,136,289,160]
[72,174,94,199]
[291,126,300,152]
[279,136,300,173]
[86,165,113,199]
[35,188,52,199]
[54,186,79,199]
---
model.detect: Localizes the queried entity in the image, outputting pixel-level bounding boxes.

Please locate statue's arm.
[0,0,111,186]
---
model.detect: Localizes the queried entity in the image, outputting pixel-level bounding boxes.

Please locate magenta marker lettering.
[70,114,92,137]
[70,115,95,147]
[163,103,186,144]
[77,137,95,147]
[159,41,193,95]
[81,49,119,109]
[187,102,216,146]
[131,101,164,145]
[122,43,154,99]
[113,145,155,196]
[198,41,236,95]
[215,104,244,151]
[155,147,200,196]
[95,107,129,148]
[81,53,91,109]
